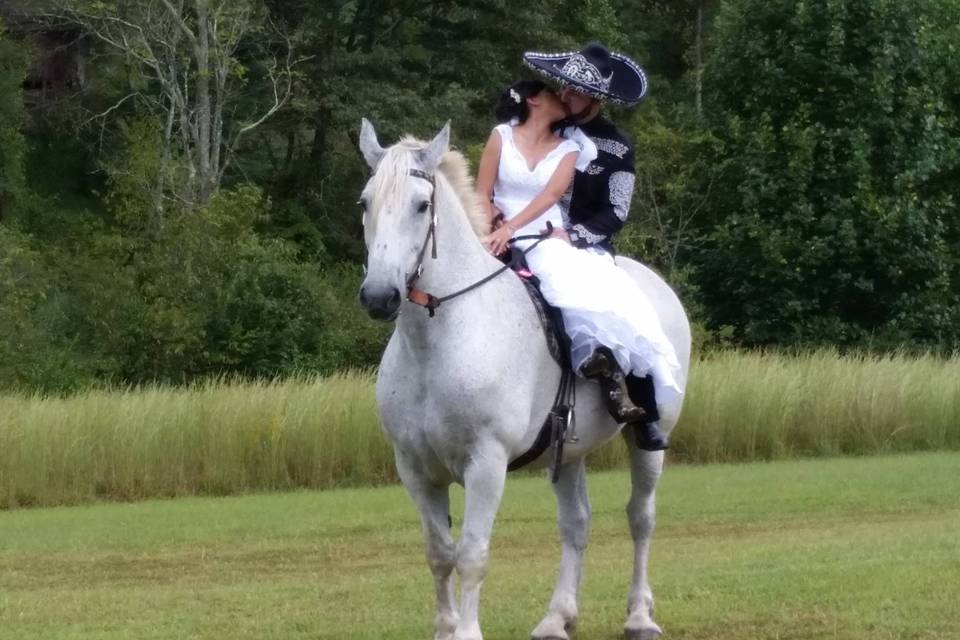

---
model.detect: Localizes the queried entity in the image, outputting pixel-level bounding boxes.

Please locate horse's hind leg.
[395,455,459,640]
[622,433,665,640]
[532,458,591,640]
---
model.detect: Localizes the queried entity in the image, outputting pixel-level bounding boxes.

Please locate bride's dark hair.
[494,80,549,125]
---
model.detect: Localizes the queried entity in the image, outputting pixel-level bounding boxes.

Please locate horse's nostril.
[359,284,401,319]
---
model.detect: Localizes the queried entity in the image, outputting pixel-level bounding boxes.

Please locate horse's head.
[357,119,450,321]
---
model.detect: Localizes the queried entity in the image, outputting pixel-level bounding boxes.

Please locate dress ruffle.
[519,238,683,407]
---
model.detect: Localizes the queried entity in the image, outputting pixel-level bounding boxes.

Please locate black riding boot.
[629,420,669,452]
[625,374,669,452]
[579,347,646,423]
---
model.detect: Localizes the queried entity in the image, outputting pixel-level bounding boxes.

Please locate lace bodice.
[491,124,582,237]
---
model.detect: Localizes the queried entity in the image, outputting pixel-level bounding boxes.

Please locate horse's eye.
[417,200,430,214]
[357,198,367,212]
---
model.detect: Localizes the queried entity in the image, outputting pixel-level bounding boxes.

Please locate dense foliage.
[690,0,960,347]
[0,0,958,392]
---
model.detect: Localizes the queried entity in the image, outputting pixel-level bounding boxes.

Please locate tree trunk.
[309,106,331,179]
[64,0,293,210]
[695,0,704,118]
[194,0,213,204]
[155,96,177,224]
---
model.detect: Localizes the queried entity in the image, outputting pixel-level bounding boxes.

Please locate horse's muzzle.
[359,284,402,321]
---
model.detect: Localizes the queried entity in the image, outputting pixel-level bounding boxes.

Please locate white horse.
[357,119,690,640]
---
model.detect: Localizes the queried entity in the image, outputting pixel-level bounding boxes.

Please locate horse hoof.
[453,623,483,640]
[530,631,569,640]
[624,624,662,640]
[531,612,572,640]
[531,634,568,640]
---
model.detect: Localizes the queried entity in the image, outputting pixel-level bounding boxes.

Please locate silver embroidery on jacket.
[593,137,629,159]
[585,162,604,175]
[570,223,606,245]
[559,183,573,224]
[609,171,635,221]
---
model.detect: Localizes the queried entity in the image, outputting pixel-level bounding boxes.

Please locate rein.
[404,168,553,317]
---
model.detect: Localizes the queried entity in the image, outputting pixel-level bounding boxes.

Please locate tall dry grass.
[591,349,960,468]
[0,371,390,508]
[2,351,959,508]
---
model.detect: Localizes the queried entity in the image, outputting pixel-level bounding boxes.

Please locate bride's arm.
[475,130,502,224]
[484,151,577,255]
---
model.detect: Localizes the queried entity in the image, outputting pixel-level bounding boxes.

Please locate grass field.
[2,350,960,509]
[1,452,958,639]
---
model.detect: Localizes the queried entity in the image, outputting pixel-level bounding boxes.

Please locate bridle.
[404,168,439,290]
[402,168,551,317]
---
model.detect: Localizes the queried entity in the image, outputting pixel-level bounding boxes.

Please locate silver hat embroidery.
[560,54,613,93]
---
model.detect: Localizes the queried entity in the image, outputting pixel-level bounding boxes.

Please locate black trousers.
[625,374,659,423]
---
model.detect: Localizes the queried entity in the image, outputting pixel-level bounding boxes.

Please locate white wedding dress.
[491,123,683,407]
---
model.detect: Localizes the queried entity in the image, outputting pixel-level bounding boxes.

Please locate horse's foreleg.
[395,455,459,640]
[532,458,591,640]
[622,433,665,640]
[454,448,508,640]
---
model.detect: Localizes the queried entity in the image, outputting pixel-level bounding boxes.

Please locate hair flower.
[509,88,521,104]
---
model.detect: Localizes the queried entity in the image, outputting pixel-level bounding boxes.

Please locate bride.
[474,79,682,450]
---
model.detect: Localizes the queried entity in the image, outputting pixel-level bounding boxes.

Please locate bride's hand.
[483,223,514,256]
[490,207,505,230]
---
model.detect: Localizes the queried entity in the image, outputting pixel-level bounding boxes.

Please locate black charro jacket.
[561,115,636,255]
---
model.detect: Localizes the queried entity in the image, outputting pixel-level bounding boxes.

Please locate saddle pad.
[517,274,571,370]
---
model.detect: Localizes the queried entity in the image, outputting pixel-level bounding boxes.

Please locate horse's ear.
[359,118,385,170]
[419,122,450,173]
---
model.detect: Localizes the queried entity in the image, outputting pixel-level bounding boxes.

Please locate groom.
[523,42,669,451]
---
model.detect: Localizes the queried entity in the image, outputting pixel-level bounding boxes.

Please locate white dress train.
[491,123,683,407]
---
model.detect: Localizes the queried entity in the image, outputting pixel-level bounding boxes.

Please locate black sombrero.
[522,42,648,106]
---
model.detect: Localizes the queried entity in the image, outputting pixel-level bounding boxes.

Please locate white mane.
[368,136,490,237]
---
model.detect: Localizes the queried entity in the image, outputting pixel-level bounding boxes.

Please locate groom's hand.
[542,226,571,244]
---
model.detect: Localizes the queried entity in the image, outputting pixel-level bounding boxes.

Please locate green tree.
[255,0,595,262]
[0,21,28,219]
[691,0,960,347]
[59,0,300,211]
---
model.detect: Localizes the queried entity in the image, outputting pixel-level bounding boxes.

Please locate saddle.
[501,247,576,480]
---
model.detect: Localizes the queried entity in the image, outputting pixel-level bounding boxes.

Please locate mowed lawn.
[1,452,958,640]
